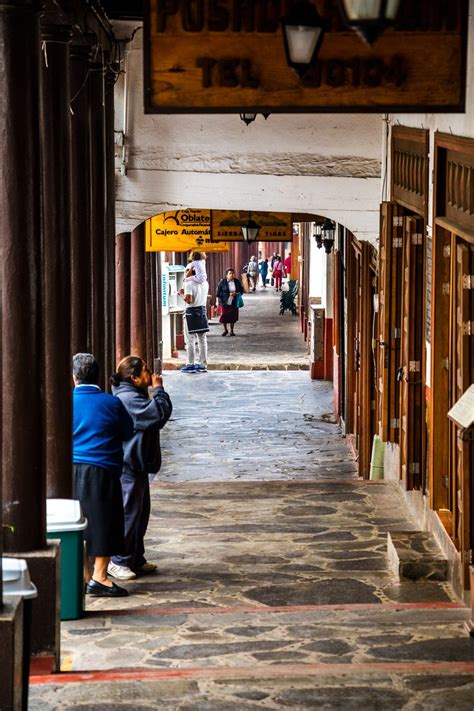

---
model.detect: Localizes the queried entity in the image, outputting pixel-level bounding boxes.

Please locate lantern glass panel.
[342,0,382,19]
[285,25,322,64]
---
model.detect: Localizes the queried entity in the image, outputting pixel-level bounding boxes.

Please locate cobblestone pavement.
[30,373,474,710]
[171,287,309,370]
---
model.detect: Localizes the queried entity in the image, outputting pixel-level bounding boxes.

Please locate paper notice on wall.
[448,384,474,430]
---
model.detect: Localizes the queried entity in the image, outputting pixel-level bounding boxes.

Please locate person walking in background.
[216,268,244,336]
[247,255,259,291]
[273,255,284,290]
[259,258,269,288]
[284,252,292,278]
[179,265,210,373]
[108,357,172,581]
[72,353,133,598]
[270,252,278,286]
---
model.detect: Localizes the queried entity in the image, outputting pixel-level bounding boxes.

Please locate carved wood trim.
[391,126,429,217]
[435,133,474,233]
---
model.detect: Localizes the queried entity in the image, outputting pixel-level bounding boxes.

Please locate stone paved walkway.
[30,373,474,710]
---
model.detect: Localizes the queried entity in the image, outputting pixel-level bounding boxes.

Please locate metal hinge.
[371,400,376,410]
[392,327,401,338]
[442,357,449,370]
[411,233,423,245]
[443,245,451,258]
[442,474,449,489]
[462,275,473,289]
[442,283,450,295]
[392,237,403,248]
[462,322,474,336]
[409,360,420,372]
[391,418,400,429]
[409,462,420,474]
[393,216,403,227]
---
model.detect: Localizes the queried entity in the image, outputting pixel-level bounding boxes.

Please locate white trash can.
[3,557,38,711]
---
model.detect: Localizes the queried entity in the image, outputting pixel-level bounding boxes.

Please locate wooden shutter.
[452,243,474,577]
[377,202,404,443]
[400,216,425,490]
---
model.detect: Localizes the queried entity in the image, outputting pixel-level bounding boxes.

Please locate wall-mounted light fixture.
[281,1,327,77]
[313,222,323,249]
[337,0,401,46]
[321,218,336,254]
[241,213,261,243]
[240,112,257,126]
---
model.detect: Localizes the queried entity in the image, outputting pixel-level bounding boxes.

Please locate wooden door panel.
[453,243,473,577]
[377,203,403,444]
[400,216,425,490]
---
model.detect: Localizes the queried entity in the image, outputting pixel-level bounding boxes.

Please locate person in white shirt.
[178,266,209,373]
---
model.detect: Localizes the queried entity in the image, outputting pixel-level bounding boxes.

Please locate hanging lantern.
[337,0,401,46]
[241,215,261,243]
[240,113,257,126]
[321,218,335,254]
[281,1,327,77]
[313,223,323,249]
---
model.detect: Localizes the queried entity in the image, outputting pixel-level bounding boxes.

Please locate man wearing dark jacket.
[108,356,172,580]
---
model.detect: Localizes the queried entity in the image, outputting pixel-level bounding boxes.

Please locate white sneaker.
[107,563,137,580]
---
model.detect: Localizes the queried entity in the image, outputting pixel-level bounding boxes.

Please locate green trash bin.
[46,499,87,620]
[3,557,38,711]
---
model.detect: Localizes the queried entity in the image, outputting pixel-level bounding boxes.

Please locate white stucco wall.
[113,21,383,245]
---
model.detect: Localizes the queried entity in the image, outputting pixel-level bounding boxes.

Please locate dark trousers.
[112,467,150,569]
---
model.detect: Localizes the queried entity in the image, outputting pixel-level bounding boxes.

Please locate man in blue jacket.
[108,356,172,581]
[73,353,134,597]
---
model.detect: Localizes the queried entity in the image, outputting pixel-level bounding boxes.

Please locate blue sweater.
[73,386,134,475]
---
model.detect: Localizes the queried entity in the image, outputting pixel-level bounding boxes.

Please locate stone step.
[387,531,449,581]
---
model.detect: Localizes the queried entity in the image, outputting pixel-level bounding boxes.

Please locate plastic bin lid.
[2,557,38,599]
[46,498,88,532]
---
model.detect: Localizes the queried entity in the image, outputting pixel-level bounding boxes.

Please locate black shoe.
[221,331,228,336]
[86,579,129,597]
[230,332,235,336]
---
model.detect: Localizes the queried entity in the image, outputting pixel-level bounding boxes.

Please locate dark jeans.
[112,467,150,569]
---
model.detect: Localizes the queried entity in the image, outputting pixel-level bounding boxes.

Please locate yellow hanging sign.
[146,209,230,252]
[211,210,292,242]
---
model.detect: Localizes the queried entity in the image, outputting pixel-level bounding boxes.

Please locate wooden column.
[144,253,154,368]
[104,59,117,382]
[89,58,106,386]
[115,232,131,363]
[40,13,73,499]
[69,42,91,355]
[1,0,45,552]
[130,223,146,357]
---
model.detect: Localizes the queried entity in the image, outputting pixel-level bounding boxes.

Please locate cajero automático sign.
[144,0,467,114]
[146,209,230,252]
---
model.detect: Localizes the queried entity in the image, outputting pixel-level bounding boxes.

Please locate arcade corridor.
[29,370,473,709]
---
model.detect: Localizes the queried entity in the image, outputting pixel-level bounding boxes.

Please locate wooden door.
[400,216,425,490]
[430,227,452,517]
[377,202,404,443]
[451,241,474,579]
[353,242,363,453]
